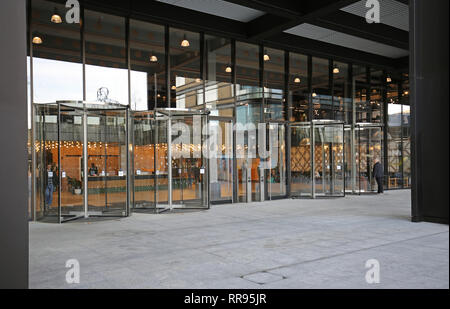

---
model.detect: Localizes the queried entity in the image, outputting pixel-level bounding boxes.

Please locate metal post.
[311,122,315,199]
[126,108,130,216]
[57,104,62,223]
[83,105,88,218]
[167,117,172,210]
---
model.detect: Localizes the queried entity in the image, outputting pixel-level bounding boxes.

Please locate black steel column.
[410,0,449,224]
[0,0,28,289]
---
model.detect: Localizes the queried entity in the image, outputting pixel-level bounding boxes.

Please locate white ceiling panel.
[285,23,409,58]
[341,0,409,31]
[156,0,265,22]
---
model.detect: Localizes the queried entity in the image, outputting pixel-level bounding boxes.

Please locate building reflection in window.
[353,65,369,123]
[387,80,402,188]
[370,69,384,123]
[312,57,331,119]
[85,10,128,104]
[130,20,166,110]
[169,28,201,109]
[289,53,308,122]
[263,48,285,121]
[333,61,351,124]
[31,0,83,103]
[205,35,233,117]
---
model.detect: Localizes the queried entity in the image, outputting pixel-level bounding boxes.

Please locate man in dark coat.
[372,158,384,194]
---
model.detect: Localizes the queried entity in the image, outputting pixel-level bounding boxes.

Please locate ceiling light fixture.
[386,76,392,83]
[51,7,62,24]
[32,34,43,44]
[225,65,232,73]
[149,52,158,63]
[333,66,340,74]
[312,92,317,98]
[171,85,177,91]
[263,50,270,62]
[181,34,190,47]
[294,77,301,83]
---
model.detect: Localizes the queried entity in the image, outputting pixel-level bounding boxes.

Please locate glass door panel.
[171,115,208,209]
[357,125,383,193]
[155,117,169,210]
[132,112,156,212]
[59,109,84,220]
[290,124,312,197]
[209,118,233,204]
[34,104,59,222]
[266,123,287,199]
[236,104,261,203]
[314,124,345,197]
[87,110,128,216]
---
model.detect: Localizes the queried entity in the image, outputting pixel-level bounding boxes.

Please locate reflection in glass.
[312,57,331,119]
[85,10,128,104]
[170,28,201,109]
[205,35,234,117]
[209,119,234,203]
[353,65,369,123]
[130,20,166,110]
[289,53,309,122]
[263,48,285,120]
[236,42,262,203]
[333,62,351,123]
[31,0,83,103]
[370,69,384,123]
[387,81,402,189]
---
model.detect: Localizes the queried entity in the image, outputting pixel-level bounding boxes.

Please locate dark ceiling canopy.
[45,0,409,69]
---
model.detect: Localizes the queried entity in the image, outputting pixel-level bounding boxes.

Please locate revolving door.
[131,109,209,213]
[344,123,384,194]
[33,101,130,223]
[290,120,345,198]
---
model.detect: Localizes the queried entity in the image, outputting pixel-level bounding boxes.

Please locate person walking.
[44,164,54,209]
[372,158,384,194]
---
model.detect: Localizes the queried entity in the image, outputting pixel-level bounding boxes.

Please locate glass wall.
[205,35,234,117]
[31,0,83,103]
[387,79,402,188]
[289,53,309,122]
[353,65,369,123]
[28,1,412,219]
[312,57,331,119]
[333,62,351,124]
[85,10,128,104]
[263,48,285,121]
[169,28,201,109]
[370,69,384,123]
[235,42,262,203]
[130,20,166,110]
[401,78,411,188]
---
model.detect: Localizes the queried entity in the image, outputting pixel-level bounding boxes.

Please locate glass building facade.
[28,0,411,220]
